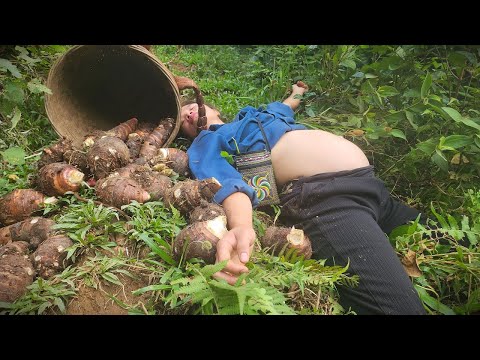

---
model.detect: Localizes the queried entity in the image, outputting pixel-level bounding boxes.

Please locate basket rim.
[44,45,182,148]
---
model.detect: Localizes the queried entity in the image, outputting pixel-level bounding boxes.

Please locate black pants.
[279,166,425,315]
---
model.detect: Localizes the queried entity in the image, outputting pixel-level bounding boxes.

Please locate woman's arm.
[214,192,256,285]
[282,81,308,111]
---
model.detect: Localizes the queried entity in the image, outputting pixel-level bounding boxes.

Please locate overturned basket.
[45,45,205,148]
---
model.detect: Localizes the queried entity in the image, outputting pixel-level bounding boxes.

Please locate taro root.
[0,217,56,249]
[0,189,56,226]
[190,201,225,223]
[164,178,222,214]
[138,118,175,162]
[63,148,89,174]
[173,216,228,264]
[0,248,35,302]
[126,122,156,159]
[113,164,172,200]
[32,235,73,279]
[0,241,30,256]
[83,117,138,148]
[36,162,85,196]
[150,148,190,177]
[95,176,151,208]
[86,136,130,179]
[261,226,312,259]
[37,138,73,170]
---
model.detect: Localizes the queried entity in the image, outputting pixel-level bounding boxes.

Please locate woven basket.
[45,45,200,148]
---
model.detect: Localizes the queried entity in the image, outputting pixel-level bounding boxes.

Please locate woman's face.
[180,103,221,139]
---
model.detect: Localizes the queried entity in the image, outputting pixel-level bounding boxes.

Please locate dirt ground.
[66,272,151,315]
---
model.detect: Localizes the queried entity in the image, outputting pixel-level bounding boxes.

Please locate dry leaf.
[401,249,422,277]
[450,153,461,165]
[348,129,364,136]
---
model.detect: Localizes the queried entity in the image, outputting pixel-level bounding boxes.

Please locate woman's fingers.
[213,270,239,285]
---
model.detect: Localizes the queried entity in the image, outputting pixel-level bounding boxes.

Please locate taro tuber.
[0,189,55,226]
[106,117,138,141]
[261,226,312,259]
[83,118,138,148]
[113,164,172,200]
[126,122,156,159]
[95,176,151,208]
[0,241,30,256]
[87,136,130,179]
[190,201,225,223]
[150,148,190,177]
[32,234,73,279]
[0,244,35,302]
[164,178,222,214]
[37,138,73,170]
[0,217,56,249]
[36,162,85,196]
[173,215,228,264]
[63,148,89,174]
[138,118,175,162]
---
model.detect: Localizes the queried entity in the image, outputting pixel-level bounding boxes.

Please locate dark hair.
[180,97,227,122]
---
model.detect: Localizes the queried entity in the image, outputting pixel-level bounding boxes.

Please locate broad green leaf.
[4,82,25,104]
[460,117,480,131]
[421,73,432,98]
[9,107,21,130]
[442,135,472,149]
[1,146,26,165]
[385,111,405,123]
[0,58,22,78]
[377,86,399,97]
[365,73,377,79]
[306,108,315,117]
[431,152,448,172]
[388,224,410,239]
[405,110,418,130]
[416,139,436,155]
[415,285,455,315]
[441,106,463,122]
[27,79,52,95]
[340,59,356,70]
[429,104,450,121]
[390,129,406,140]
[352,71,364,78]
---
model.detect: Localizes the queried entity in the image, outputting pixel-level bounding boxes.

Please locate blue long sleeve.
[188,131,259,206]
[187,101,306,207]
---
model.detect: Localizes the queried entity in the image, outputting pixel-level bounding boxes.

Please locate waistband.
[280,165,375,195]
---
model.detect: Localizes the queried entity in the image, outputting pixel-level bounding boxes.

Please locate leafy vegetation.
[1,45,479,314]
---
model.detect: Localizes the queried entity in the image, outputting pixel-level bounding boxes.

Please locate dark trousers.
[280,165,425,315]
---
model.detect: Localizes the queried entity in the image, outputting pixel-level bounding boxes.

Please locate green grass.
[1,45,480,314]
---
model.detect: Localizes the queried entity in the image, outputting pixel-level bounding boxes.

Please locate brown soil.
[66,272,151,315]
[65,245,153,315]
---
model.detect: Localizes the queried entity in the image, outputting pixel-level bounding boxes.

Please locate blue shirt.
[187,101,306,207]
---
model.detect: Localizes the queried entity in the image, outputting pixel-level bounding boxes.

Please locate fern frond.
[217,303,241,315]
[176,278,208,296]
[199,261,228,278]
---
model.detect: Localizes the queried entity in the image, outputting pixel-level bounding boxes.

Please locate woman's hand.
[283,80,309,110]
[292,81,309,96]
[214,224,256,285]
